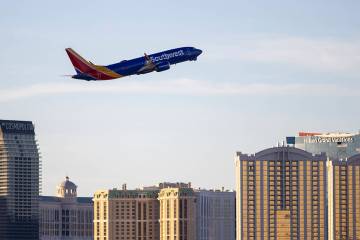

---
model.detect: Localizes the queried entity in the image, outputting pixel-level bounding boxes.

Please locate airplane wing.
[144,53,151,62]
[144,53,155,67]
[137,53,156,74]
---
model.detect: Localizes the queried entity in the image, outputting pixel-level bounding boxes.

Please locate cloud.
[206,36,360,74]
[0,79,358,103]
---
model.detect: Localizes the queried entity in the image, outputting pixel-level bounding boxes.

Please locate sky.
[1,1,360,196]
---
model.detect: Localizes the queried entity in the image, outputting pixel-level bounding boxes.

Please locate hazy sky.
[1,1,360,196]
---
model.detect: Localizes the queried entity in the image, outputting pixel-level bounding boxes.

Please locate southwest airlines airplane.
[65,47,202,81]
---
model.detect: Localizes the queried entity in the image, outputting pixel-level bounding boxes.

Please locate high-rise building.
[195,189,235,240]
[39,176,93,240]
[286,131,360,160]
[93,186,160,240]
[328,154,360,240]
[0,120,41,240]
[235,147,328,240]
[158,187,196,240]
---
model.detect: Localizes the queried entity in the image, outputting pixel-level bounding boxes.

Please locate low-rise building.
[39,176,93,240]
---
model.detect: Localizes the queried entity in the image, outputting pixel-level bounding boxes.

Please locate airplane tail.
[65,48,123,80]
[65,48,94,74]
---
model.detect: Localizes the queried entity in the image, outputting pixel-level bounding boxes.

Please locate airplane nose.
[195,49,202,56]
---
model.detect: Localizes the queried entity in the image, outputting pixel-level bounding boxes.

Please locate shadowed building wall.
[195,189,235,240]
[235,147,328,240]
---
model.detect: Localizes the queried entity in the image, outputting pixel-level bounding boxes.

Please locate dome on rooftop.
[57,176,77,198]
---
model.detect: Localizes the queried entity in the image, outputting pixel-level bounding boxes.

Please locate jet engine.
[155,62,170,72]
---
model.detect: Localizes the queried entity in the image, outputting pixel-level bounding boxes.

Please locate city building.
[93,185,160,240]
[0,120,41,240]
[235,147,328,240]
[39,176,93,240]
[93,182,234,240]
[158,187,196,240]
[328,154,360,240]
[286,131,360,160]
[195,189,235,240]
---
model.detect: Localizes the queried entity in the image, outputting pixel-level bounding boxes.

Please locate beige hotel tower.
[328,154,360,240]
[93,185,160,240]
[236,147,328,240]
[158,187,196,240]
[93,183,197,240]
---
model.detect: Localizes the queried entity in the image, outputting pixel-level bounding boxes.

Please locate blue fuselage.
[72,47,202,81]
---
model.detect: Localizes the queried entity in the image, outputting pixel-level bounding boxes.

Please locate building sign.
[0,120,35,134]
[305,136,354,144]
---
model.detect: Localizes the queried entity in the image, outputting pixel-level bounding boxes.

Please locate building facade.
[93,186,160,240]
[195,189,235,240]
[235,147,328,240]
[158,187,196,240]
[286,131,360,160]
[39,176,93,240]
[328,154,360,240]
[0,120,41,240]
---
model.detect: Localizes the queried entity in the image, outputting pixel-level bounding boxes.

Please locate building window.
[104,202,107,220]
[143,203,147,220]
[174,200,177,218]
[167,200,170,219]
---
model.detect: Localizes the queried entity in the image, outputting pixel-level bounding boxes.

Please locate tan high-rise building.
[328,154,360,240]
[158,188,196,240]
[93,186,160,240]
[235,147,328,240]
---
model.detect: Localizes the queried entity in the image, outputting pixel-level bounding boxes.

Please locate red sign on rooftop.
[299,132,321,137]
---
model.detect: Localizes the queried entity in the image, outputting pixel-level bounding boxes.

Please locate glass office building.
[0,120,41,240]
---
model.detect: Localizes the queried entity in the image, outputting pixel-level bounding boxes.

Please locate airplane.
[65,47,203,81]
